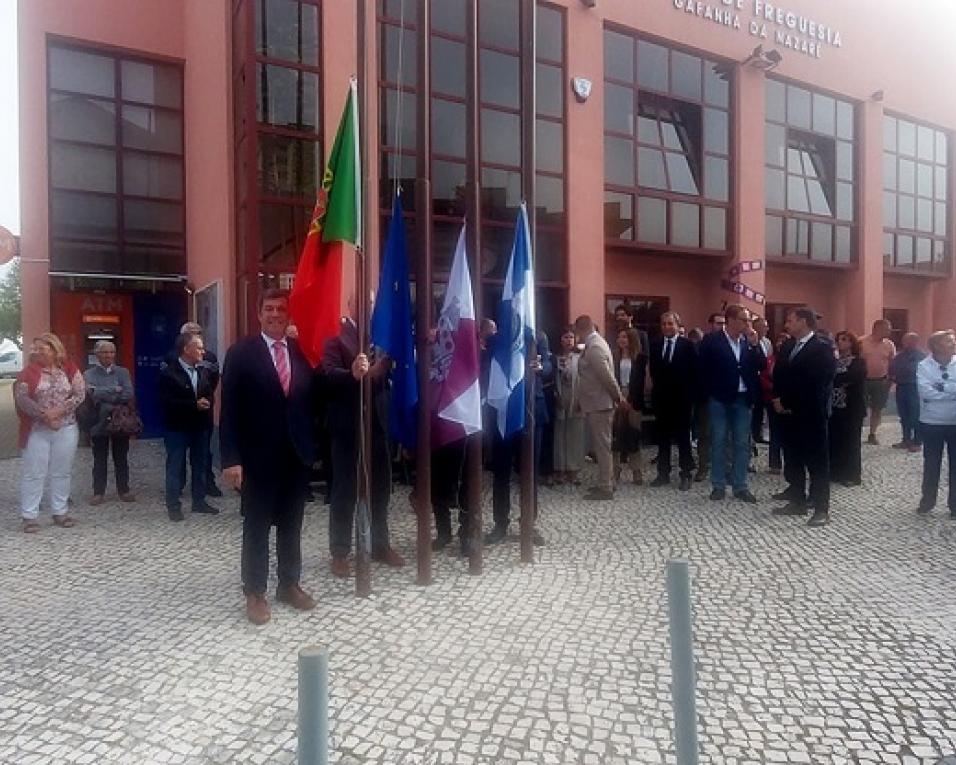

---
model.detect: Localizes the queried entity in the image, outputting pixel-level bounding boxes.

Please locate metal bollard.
[666,559,699,765]
[298,647,329,765]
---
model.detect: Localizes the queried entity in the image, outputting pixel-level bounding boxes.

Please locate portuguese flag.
[290,80,361,367]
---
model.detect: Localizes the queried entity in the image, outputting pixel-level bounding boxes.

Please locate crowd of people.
[11,292,956,624]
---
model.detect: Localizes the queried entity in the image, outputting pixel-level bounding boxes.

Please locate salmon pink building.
[17,0,956,431]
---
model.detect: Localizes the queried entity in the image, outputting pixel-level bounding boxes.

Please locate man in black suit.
[220,289,318,625]
[179,322,223,498]
[322,309,405,578]
[771,307,837,527]
[648,311,697,490]
[697,304,766,503]
[158,332,219,522]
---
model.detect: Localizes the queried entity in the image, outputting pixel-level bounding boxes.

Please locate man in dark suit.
[158,332,218,522]
[179,322,223,498]
[648,311,697,490]
[771,306,837,527]
[220,289,318,625]
[697,304,766,503]
[322,310,405,577]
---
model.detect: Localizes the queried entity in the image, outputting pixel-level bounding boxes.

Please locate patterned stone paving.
[1,423,955,764]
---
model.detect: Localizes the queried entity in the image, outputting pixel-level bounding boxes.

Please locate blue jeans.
[896,383,921,444]
[709,395,752,492]
[164,429,208,512]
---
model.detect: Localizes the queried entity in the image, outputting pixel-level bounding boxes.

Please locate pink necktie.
[273,341,290,396]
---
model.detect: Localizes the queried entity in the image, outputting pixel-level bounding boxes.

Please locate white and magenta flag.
[430,224,482,447]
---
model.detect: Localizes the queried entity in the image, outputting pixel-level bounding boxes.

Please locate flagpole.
[465,0,484,576]
[354,0,372,598]
[414,0,434,587]
[519,0,537,565]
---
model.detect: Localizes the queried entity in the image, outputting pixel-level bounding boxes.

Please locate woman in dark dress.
[829,330,867,486]
[612,328,646,486]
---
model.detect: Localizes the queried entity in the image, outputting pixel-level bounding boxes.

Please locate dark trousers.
[433,439,468,539]
[329,430,391,558]
[897,384,921,444]
[829,410,863,484]
[920,423,956,511]
[751,399,767,441]
[91,434,130,496]
[492,429,521,529]
[240,454,309,595]
[164,429,208,512]
[781,414,830,512]
[205,425,218,489]
[767,407,783,469]
[655,404,695,479]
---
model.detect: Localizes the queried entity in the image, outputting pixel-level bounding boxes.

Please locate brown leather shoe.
[119,492,136,503]
[276,584,316,611]
[245,594,270,625]
[89,495,104,506]
[330,556,351,578]
[371,547,406,568]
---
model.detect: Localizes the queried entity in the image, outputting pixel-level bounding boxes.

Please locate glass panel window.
[122,106,183,153]
[49,95,116,145]
[536,119,563,174]
[812,93,835,136]
[51,144,116,193]
[605,192,633,240]
[671,202,699,247]
[607,137,635,186]
[257,134,319,197]
[51,190,117,241]
[479,0,519,50]
[704,156,728,202]
[256,0,319,65]
[604,31,633,83]
[811,222,832,261]
[637,147,666,190]
[787,86,811,130]
[480,109,520,166]
[257,65,319,132]
[765,215,783,256]
[536,63,563,119]
[432,98,466,158]
[765,78,785,122]
[703,61,729,107]
[480,50,519,109]
[382,23,417,87]
[766,124,786,168]
[536,5,563,62]
[123,153,183,200]
[480,167,522,221]
[432,38,465,97]
[671,52,701,101]
[124,199,185,244]
[49,47,115,97]
[431,0,466,35]
[605,84,633,134]
[637,196,666,243]
[703,207,726,250]
[432,160,466,217]
[121,61,183,108]
[704,108,728,155]
[636,40,668,92]
[382,88,417,152]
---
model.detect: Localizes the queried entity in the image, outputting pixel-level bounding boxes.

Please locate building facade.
[18,0,956,428]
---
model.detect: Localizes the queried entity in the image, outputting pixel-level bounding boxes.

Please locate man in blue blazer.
[220,288,320,626]
[697,304,766,502]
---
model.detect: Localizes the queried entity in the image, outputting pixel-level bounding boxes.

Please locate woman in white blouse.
[916,330,956,517]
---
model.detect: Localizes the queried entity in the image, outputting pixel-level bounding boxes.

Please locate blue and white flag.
[487,203,536,439]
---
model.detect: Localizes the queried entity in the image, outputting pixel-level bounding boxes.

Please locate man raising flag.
[290,80,360,367]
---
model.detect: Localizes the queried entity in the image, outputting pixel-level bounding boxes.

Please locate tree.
[0,258,22,344]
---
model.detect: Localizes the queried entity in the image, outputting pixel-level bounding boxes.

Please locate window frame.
[882,110,952,277]
[46,38,187,277]
[603,26,733,257]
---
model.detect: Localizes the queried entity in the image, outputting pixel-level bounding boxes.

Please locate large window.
[603,31,731,253]
[883,115,950,273]
[47,43,185,276]
[378,0,568,333]
[764,79,855,264]
[234,0,322,327]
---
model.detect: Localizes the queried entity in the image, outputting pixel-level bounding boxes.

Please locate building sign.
[671,0,843,59]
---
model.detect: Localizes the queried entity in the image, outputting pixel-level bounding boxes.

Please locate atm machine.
[81,313,123,367]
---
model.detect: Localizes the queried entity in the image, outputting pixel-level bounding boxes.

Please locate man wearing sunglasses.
[916,331,956,517]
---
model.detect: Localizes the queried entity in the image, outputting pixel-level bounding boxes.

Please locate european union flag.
[371,195,418,448]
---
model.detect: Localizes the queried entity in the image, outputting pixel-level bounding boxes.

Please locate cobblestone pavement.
[2,423,956,764]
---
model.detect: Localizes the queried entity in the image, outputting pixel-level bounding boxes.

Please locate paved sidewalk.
[1,426,955,764]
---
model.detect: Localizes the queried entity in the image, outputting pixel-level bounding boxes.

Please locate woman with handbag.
[14,333,85,533]
[612,328,646,486]
[552,327,585,485]
[83,340,137,505]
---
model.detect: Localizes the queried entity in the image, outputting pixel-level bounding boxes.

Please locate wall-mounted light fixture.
[571,77,592,103]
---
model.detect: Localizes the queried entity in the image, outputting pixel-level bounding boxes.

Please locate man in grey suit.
[574,315,623,500]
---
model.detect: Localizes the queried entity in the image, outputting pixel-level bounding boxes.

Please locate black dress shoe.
[693,470,707,483]
[532,530,546,547]
[917,502,934,514]
[772,489,799,501]
[772,502,808,516]
[431,534,451,552]
[168,509,185,522]
[807,510,831,527]
[733,489,758,504]
[709,488,726,501]
[583,488,614,501]
[678,476,692,491]
[459,538,474,558]
[484,525,508,545]
[649,475,670,488]
[206,485,224,498]
[192,502,220,515]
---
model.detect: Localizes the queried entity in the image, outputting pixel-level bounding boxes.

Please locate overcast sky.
[0,0,18,236]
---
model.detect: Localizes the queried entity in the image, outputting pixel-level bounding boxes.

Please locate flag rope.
[391,0,408,200]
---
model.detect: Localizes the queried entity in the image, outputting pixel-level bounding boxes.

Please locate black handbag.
[106,401,144,437]
[75,397,98,432]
